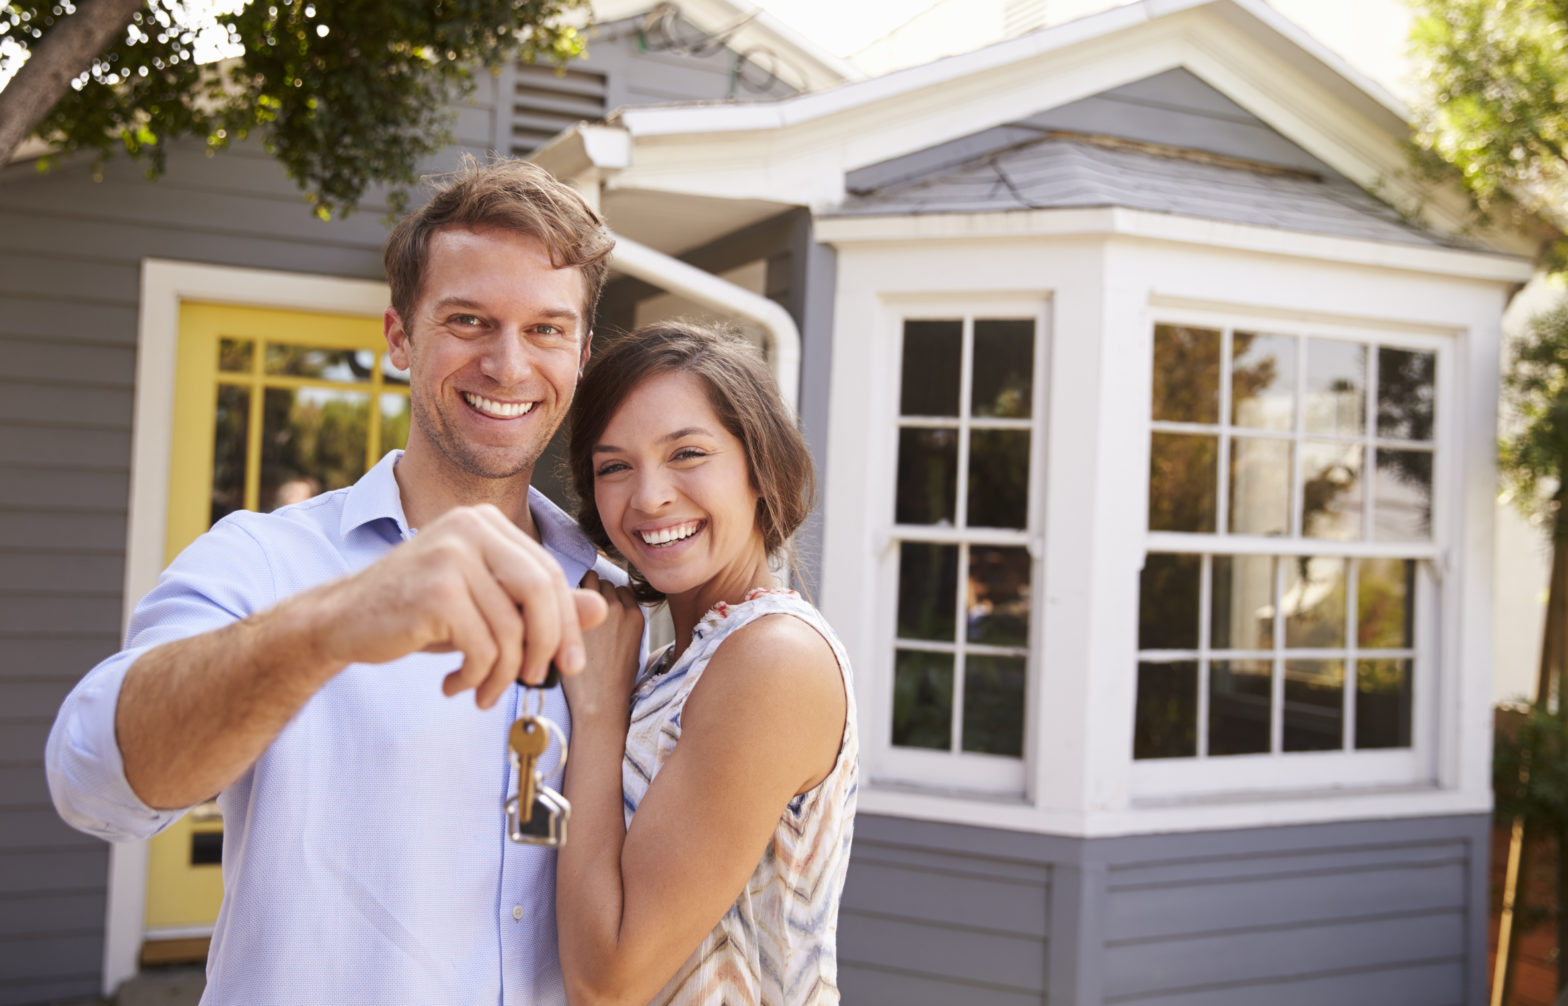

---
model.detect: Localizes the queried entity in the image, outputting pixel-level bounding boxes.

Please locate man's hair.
[568,321,816,603]
[383,156,616,328]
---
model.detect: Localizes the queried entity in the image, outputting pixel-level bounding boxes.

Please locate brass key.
[508,717,550,824]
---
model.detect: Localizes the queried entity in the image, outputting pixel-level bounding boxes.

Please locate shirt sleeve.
[46,514,278,842]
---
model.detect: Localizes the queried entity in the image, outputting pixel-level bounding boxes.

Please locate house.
[0,0,1528,1002]
[532,0,1531,1001]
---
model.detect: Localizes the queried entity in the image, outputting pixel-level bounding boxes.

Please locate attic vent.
[509,62,609,157]
[1004,0,1051,36]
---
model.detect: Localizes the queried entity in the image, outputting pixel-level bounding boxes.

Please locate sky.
[753,0,1417,100]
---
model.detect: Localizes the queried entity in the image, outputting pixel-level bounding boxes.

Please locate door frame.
[103,259,389,996]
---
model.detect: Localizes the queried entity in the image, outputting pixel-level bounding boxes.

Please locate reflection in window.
[1135,662,1198,759]
[1139,320,1434,763]
[893,650,952,749]
[890,314,1039,761]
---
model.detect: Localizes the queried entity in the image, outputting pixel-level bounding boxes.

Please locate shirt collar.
[341,450,599,581]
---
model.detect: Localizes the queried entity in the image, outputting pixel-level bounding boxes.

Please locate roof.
[831,132,1469,251]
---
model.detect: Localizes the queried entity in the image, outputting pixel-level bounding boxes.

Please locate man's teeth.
[464,393,535,418]
[641,521,701,546]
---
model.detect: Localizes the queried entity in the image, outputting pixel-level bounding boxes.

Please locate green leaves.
[1409,0,1568,258]
[7,0,591,217]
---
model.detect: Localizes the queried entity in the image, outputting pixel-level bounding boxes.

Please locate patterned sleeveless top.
[622,588,859,1006]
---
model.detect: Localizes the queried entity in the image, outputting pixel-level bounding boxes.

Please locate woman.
[558,322,858,1005]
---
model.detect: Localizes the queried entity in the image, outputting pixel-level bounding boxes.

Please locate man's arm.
[55,503,605,818]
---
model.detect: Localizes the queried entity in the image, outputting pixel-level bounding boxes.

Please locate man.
[46,159,626,1004]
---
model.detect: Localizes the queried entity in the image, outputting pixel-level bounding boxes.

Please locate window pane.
[1304,339,1365,436]
[968,547,1030,646]
[972,319,1033,418]
[1210,659,1272,756]
[896,428,957,525]
[901,320,962,416]
[1373,449,1433,541]
[260,387,372,513]
[1139,553,1200,650]
[1149,432,1217,533]
[1231,332,1295,431]
[1377,347,1435,441]
[264,344,367,382]
[380,394,411,453]
[898,543,958,641]
[1358,557,1415,650]
[1357,659,1412,749]
[1229,437,1291,536]
[1211,555,1274,651]
[1283,659,1344,752]
[893,650,953,750]
[211,385,249,527]
[1283,557,1348,649]
[968,430,1029,528]
[1152,325,1221,424]
[963,655,1025,756]
[1134,661,1198,759]
[1301,441,1363,540]
[218,337,253,373]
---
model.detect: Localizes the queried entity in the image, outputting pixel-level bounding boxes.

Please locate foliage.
[1496,700,1568,830]
[1408,0,1568,262]
[1500,299,1568,538]
[1,0,589,218]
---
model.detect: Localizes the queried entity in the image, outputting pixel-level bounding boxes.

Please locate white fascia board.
[814,208,1536,283]
[529,124,632,181]
[613,0,1218,137]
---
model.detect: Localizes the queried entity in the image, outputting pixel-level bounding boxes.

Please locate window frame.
[1132,307,1454,800]
[867,296,1052,796]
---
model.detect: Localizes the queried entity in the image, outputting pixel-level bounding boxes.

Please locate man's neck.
[393,449,538,541]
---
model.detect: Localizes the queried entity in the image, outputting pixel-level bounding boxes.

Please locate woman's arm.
[556,610,847,1006]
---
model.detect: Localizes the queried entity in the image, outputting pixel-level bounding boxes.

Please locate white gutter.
[608,235,801,417]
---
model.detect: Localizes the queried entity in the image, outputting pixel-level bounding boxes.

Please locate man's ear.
[578,329,594,377]
[385,308,412,371]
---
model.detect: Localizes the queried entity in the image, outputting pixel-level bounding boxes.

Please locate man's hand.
[312,503,608,708]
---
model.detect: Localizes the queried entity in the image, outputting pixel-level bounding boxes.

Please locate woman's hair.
[568,321,816,603]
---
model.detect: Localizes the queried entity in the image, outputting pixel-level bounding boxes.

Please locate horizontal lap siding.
[838,816,1052,1003]
[0,85,498,1006]
[1099,824,1480,1006]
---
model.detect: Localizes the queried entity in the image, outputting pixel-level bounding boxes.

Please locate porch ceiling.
[601,186,793,257]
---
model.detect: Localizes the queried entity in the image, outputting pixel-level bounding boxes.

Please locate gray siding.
[839,813,1486,1005]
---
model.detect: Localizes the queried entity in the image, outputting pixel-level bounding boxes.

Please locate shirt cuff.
[45,646,192,842]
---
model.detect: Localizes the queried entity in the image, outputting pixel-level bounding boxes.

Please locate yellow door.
[141,302,409,952]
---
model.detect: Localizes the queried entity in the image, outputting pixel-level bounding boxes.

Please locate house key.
[505,682,570,847]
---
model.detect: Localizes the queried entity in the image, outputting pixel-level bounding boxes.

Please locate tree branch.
[0,0,147,170]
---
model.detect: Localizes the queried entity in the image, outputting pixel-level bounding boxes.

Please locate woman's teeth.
[464,393,535,418]
[641,521,701,546]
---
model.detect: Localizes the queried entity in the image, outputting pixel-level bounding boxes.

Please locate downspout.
[609,235,802,418]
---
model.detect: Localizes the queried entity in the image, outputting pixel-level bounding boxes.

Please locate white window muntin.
[1133,307,1453,798]
[869,297,1049,797]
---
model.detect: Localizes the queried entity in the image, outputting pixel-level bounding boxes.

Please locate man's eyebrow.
[430,297,580,322]
[591,428,717,454]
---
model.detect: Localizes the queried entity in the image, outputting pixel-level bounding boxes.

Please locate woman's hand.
[564,569,644,721]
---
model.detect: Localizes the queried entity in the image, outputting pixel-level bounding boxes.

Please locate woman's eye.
[673,448,708,462]
[595,462,627,477]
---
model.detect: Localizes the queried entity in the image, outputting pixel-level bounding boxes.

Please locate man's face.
[385,226,590,483]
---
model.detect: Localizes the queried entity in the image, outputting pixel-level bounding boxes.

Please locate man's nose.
[480,333,534,385]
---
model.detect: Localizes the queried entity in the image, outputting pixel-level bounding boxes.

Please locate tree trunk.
[1537,532,1568,707]
[0,0,147,170]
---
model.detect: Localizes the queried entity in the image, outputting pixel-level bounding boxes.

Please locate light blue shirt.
[47,451,623,1006]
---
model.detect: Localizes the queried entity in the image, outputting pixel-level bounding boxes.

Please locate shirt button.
[512,905,525,921]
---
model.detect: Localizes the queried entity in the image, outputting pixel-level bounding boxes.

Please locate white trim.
[105,260,389,994]
[815,208,1536,282]
[611,0,1402,137]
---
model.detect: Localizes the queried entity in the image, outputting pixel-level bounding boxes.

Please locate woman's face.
[590,370,767,605]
